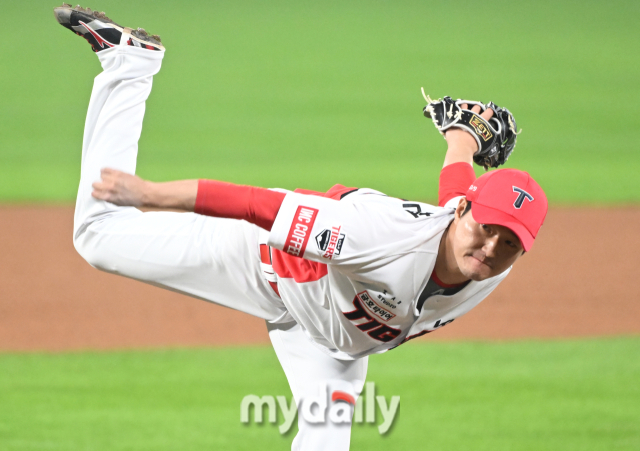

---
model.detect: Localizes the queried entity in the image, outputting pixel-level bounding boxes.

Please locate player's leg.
[73,41,162,235]
[57,6,287,321]
[52,5,165,236]
[267,321,368,451]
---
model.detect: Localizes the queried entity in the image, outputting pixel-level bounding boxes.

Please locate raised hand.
[444,103,495,154]
[442,103,494,167]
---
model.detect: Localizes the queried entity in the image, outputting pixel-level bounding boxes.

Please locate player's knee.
[73,230,112,271]
[73,234,97,268]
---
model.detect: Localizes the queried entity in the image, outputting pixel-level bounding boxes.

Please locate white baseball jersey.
[266,188,510,360]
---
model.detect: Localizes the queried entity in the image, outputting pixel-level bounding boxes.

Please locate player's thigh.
[268,321,368,393]
[74,208,285,320]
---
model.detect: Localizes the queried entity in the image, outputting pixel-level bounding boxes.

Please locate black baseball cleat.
[53,4,164,52]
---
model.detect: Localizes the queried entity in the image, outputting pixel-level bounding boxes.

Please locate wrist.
[443,128,478,167]
[451,143,477,155]
[443,144,476,167]
[140,180,158,208]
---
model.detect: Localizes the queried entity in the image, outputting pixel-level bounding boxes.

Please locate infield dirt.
[1,206,639,352]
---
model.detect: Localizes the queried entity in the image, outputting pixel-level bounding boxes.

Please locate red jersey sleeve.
[438,162,476,207]
[194,180,286,231]
[194,182,357,231]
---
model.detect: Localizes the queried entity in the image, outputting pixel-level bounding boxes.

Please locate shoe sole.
[53,4,164,51]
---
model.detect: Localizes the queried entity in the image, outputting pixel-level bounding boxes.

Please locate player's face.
[451,202,524,281]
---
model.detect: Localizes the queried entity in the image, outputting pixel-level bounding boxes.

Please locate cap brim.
[470,203,535,252]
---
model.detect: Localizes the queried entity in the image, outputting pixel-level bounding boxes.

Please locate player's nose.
[482,236,499,258]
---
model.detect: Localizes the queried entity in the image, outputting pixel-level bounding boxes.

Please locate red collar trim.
[430,269,467,288]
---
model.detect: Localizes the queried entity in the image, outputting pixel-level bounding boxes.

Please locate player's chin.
[461,256,494,281]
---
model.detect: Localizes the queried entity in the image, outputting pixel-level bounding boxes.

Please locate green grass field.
[1,0,639,203]
[1,338,639,450]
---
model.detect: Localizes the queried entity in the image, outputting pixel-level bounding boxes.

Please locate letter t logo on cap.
[512,186,534,209]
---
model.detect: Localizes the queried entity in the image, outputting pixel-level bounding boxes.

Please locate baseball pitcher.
[53,4,548,450]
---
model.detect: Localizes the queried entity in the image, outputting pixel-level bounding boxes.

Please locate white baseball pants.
[73,44,368,450]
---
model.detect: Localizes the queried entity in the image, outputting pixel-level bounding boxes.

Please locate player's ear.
[453,198,468,222]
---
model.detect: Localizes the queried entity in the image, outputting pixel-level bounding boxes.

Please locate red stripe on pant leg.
[268,281,280,297]
[331,391,355,405]
[259,244,271,264]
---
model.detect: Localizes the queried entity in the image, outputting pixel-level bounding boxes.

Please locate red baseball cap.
[466,169,548,251]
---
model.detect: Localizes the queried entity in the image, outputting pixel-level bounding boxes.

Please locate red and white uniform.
[265,187,509,360]
[72,45,510,450]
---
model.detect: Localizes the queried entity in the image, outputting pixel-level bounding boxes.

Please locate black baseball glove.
[422,93,520,169]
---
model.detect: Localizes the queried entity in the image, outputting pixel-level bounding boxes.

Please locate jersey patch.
[315,226,345,259]
[283,206,318,257]
[357,291,396,322]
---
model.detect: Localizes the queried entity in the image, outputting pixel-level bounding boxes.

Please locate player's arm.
[437,104,493,206]
[92,169,199,210]
[91,168,285,231]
